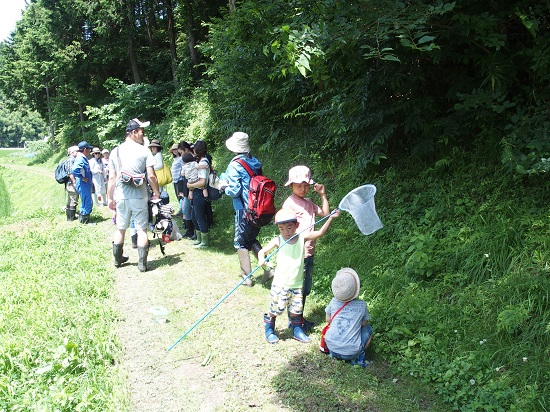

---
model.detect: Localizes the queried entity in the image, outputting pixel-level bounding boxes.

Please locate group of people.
[62,119,373,366]
[64,143,111,223]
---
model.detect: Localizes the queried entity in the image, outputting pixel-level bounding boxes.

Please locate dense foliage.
[0,0,549,410]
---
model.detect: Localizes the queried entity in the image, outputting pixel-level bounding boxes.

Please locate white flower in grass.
[454,330,458,333]
[479,339,487,345]
[484,253,490,258]
[523,357,528,362]
[470,379,476,385]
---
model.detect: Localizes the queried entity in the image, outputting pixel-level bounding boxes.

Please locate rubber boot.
[65,208,72,221]
[264,313,279,344]
[237,248,253,287]
[289,315,311,343]
[184,220,195,238]
[68,208,76,221]
[137,246,148,272]
[192,231,202,245]
[79,214,90,224]
[112,243,129,268]
[131,234,138,249]
[194,232,209,248]
[251,241,274,282]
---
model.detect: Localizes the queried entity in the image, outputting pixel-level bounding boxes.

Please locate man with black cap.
[72,141,94,223]
[107,118,160,272]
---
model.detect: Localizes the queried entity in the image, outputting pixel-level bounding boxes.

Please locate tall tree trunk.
[166,0,178,85]
[186,2,200,80]
[125,0,141,84]
[228,0,236,12]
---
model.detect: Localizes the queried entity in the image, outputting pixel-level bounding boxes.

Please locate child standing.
[324,268,373,367]
[258,208,339,344]
[282,165,331,328]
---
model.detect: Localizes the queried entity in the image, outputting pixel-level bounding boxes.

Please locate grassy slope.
[0,150,128,411]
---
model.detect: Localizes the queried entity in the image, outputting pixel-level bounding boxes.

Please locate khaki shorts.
[116,198,149,230]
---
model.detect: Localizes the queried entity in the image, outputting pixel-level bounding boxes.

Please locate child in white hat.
[281,165,331,329]
[258,208,339,344]
[324,268,373,367]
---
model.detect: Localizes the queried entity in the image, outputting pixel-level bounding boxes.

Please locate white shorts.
[116,198,149,230]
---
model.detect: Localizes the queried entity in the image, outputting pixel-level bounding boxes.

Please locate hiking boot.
[264,313,279,344]
[112,242,129,268]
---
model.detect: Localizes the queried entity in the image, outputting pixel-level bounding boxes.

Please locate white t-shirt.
[110,139,156,200]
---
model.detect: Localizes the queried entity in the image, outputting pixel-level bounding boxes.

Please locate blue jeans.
[329,325,373,360]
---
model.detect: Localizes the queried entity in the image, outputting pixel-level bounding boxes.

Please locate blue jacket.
[223,154,262,211]
[71,153,92,183]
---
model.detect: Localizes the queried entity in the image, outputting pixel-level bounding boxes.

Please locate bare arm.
[147,165,160,198]
[304,209,340,241]
[313,183,330,217]
[187,177,207,189]
[257,237,279,266]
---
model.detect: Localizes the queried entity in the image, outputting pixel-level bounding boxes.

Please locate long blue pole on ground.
[166,211,337,352]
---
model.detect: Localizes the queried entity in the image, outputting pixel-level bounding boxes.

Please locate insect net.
[338,184,383,235]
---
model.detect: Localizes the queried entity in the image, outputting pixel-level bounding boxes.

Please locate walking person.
[72,141,94,224]
[107,118,160,272]
[220,132,268,287]
[65,145,79,221]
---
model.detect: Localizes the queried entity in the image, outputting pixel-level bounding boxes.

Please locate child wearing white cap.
[324,268,373,367]
[258,208,339,344]
[282,165,331,329]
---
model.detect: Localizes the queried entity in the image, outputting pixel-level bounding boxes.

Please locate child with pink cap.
[281,165,331,329]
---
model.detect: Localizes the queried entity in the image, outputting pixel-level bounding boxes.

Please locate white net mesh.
[338,184,383,235]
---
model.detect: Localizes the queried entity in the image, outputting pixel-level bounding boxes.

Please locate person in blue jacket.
[72,141,94,223]
[220,132,270,287]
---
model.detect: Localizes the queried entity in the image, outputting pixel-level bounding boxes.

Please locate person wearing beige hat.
[90,147,107,206]
[282,165,331,330]
[148,139,166,191]
[324,268,373,367]
[220,132,266,286]
[64,145,80,221]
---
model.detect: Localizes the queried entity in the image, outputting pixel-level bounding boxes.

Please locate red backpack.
[235,158,276,228]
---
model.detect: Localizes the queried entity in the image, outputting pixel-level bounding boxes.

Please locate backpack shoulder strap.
[235,158,255,177]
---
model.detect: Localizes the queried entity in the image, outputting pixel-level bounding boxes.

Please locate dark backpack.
[235,158,276,227]
[55,159,70,184]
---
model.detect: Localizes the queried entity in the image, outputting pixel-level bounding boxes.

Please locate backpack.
[235,158,276,227]
[55,159,70,184]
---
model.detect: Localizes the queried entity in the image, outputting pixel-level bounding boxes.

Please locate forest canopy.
[0,0,548,173]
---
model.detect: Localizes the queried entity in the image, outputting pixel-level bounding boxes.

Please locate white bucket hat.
[331,268,361,302]
[226,132,250,153]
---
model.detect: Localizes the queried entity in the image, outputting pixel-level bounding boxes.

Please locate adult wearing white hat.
[324,268,373,367]
[64,145,80,221]
[220,132,267,286]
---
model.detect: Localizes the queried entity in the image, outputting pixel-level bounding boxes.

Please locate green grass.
[0,150,127,411]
